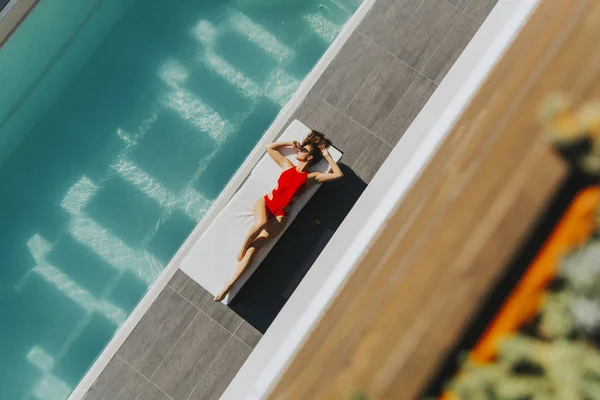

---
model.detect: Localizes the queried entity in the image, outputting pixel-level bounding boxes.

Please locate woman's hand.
[292,141,301,151]
[320,145,330,157]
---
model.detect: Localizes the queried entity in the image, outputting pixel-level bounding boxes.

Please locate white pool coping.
[67,0,379,398]
[222,1,541,399]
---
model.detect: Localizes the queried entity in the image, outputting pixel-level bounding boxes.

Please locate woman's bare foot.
[214,284,232,302]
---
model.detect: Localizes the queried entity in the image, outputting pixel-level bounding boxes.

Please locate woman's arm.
[312,146,344,183]
[265,141,297,169]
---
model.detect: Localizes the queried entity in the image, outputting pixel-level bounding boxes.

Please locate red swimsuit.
[264,167,308,217]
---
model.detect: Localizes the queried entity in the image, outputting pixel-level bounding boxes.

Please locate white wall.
[222,1,536,399]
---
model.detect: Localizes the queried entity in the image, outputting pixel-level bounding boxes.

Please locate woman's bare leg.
[215,216,285,302]
[237,198,269,262]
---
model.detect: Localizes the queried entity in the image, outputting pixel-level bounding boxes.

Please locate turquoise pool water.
[0,0,361,398]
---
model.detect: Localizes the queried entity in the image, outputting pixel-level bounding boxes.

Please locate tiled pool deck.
[83,0,496,399]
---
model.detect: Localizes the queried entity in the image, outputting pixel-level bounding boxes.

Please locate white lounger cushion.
[180,120,342,303]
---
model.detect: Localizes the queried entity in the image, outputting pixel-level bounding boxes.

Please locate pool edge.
[67,1,378,399]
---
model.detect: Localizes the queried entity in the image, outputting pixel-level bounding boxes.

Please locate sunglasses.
[298,146,314,156]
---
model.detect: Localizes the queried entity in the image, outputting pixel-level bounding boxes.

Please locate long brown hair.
[301,130,332,164]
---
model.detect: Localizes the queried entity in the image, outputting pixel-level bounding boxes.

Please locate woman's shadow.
[230,163,366,333]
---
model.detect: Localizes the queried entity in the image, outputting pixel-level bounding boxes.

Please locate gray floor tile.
[353,137,394,183]
[136,383,171,400]
[312,32,385,110]
[446,0,471,11]
[465,0,498,23]
[168,269,211,309]
[378,75,437,146]
[393,0,461,70]
[151,313,231,400]
[421,14,480,83]
[85,357,146,400]
[201,298,244,333]
[357,0,423,51]
[327,114,374,168]
[234,320,262,349]
[286,93,343,134]
[189,338,252,400]
[117,287,197,378]
[345,53,418,132]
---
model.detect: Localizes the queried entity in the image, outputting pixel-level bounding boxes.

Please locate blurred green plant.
[348,388,369,400]
[448,238,600,399]
[541,94,600,175]
[450,335,600,400]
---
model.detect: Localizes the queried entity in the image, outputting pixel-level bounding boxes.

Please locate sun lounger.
[179,120,343,304]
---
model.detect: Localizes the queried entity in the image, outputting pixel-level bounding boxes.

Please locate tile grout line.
[418,72,437,85]
[116,355,174,400]
[355,30,443,134]
[167,282,242,336]
[372,125,396,148]
[303,91,346,132]
[340,50,386,114]
[148,381,175,400]
[326,0,429,125]
[134,379,175,400]
[232,319,243,336]
[351,134,376,170]
[355,0,427,71]
[230,317,244,337]
[463,0,484,24]
[312,91,381,139]
[148,306,201,382]
[329,96,346,128]
[419,5,463,75]
[377,136,395,149]
[185,335,235,400]
[374,73,438,147]
[318,100,344,146]
[442,0,485,40]
[357,30,420,76]
[240,339,255,351]
[461,8,483,25]
[373,73,420,138]
[345,0,430,112]
[196,308,243,336]
[115,355,146,382]
[166,280,210,310]
[198,288,212,310]
[310,87,339,110]
[383,0,428,57]
[444,0,472,17]
[230,329,255,351]
[464,0,474,13]
[343,111,380,137]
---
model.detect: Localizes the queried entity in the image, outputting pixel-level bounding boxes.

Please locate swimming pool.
[0,0,361,398]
